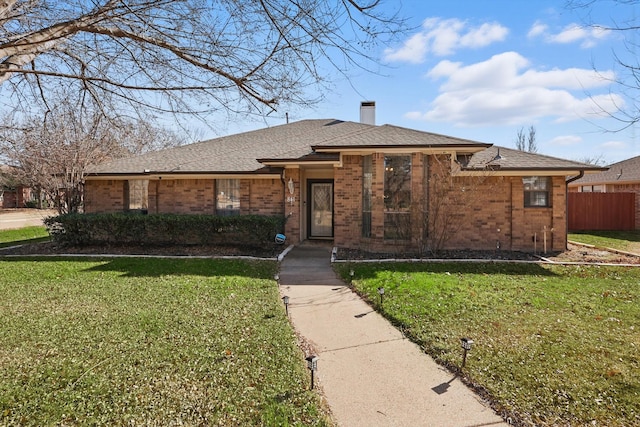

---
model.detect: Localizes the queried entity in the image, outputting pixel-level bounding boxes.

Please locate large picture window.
[362,155,372,238]
[523,176,551,207]
[216,179,240,216]
[384,155,411,239]
[127,180,148,212]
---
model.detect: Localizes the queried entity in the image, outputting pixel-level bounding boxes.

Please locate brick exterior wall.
[334,155,363,249]
[1,186,31,208]
[150,179,215,214]
[283,170,301,244]
[85,178,285,217]
[84,180,125,213]
[334,154,567,254]
[86,154,569,253]
[244,179,285,216]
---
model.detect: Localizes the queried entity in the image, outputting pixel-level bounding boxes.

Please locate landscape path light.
[377,287,384,307]
[460,337,474,369]
[306,355,319,389]
[282,295,290,317]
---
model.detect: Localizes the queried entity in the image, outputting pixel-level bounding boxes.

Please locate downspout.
[565,171,585,250]
[566,170,584,185]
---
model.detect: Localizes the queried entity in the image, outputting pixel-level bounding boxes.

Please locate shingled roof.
[88,119,491,175]
[463,146,606,173]
[87,119,604,176]
[570,155,640,185]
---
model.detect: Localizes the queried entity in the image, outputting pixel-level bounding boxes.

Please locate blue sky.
[208,0,640,165]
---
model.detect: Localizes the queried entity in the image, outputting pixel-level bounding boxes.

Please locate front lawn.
[0,225,50,247]
[338,262,640,426]
[0,258,329,426]
[569,230,640,254]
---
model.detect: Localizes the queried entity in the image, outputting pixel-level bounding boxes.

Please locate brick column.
[284,169,301,244]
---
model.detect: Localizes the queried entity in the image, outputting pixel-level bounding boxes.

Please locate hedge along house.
[84,103,604,254]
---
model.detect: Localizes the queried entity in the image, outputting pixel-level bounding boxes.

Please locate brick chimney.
[360,101,375,125]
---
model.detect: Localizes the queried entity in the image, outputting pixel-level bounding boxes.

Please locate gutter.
[566,170,584,185]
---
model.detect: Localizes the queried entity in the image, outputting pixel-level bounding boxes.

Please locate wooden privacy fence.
[568,192,635,231]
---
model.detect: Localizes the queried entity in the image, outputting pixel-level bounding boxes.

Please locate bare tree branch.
[0,0,407,129]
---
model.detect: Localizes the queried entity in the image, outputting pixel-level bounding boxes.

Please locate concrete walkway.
[279,242,508,427]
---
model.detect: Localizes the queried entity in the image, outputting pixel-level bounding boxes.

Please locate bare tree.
[412,154,496,255]
[566,0,640,129]
[0,0,405,128]
[0,98,183,213]
[514,125,537,153]
[515,127,526,151]
[575,153,607,166]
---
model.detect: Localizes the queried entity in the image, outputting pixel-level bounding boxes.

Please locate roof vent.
[360,101,375,125]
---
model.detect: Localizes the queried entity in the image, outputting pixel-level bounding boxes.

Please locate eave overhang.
[312,144,491,154]
[567,178,640,187]
[85,170,282,181]
[455,167,608,177]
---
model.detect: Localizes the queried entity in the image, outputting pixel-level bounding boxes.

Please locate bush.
[44,213,287,247]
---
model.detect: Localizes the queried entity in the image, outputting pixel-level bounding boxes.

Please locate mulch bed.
[0,242,284,258]
[2,241,639,264]
[337,243,640,264]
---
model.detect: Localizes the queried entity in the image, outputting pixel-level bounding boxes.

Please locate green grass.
[0,225,50,247]
[0,258,329,426]
[338,262,640,426]
[569,230,640,254]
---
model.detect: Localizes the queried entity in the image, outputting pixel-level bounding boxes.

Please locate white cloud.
[600,140,628,150]
[527,21,547,38]
[410,52,623,127]
[549,135,582,146]
[383,18,508,63]
[427,52,613,92]
[527,21,611,48]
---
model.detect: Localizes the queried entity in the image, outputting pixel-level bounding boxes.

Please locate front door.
[308,181,333,238]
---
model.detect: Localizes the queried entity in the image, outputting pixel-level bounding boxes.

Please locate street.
[0,209,57,230]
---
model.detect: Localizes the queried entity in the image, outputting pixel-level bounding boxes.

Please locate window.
[216,179,240,216]
[580,185,604,193]
[362,155,372,237]
[127,180,148,212]
[384,155,411,239]
[523,176,551,207]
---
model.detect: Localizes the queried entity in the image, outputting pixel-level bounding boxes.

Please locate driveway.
[0,209,57,230]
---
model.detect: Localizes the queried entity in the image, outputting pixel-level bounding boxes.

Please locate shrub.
[44,213,287,247]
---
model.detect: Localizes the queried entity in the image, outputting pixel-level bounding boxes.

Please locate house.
[568,155,640,230]
[84,102,604,253]
[0,165,33,209]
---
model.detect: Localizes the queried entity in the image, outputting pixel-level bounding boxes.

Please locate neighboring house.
[568,155,640,229]
[0,165,32,209]
[85,103,604,253]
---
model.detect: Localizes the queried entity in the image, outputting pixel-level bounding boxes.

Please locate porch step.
[278,244,345,287]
